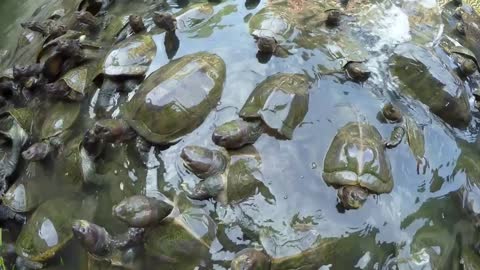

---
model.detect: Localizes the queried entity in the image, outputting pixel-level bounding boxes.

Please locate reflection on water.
[1,0,480,269]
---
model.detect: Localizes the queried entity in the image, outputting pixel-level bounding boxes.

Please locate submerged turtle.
[0,108,31,194]
[112,193,216,268]
[323,122,397,209]
[2,162,54,213]
[380,103,427,174]
[94,34,156,115]
[448,45,479,76]
[180,145,272,204]
[248,4,297,57]
[390,43,471,128]
[213,73,310,149]
[72,220,145,267]
[22,101,80,161]
[90,52,226,149]
[15,196,96,268]
[231,232,395,270]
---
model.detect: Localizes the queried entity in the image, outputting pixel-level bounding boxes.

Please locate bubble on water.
[300,175,304,179]
[114,170,118,175]
[311,162,317,169]
[283,195,288,199]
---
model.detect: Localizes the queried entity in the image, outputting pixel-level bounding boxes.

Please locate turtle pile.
[1,0,480,269]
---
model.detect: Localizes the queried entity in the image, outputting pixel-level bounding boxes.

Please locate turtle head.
[129,15,146,33]
[337,186,368,209]
[460,57,478,76]
[72,219,111,256]
[181,145,226,178]
[231,248,271,270]
[72,220,99,250]
[153,12,177,32]
[112,195,173,227]
[22,142,51,161]
[212,120,253,149]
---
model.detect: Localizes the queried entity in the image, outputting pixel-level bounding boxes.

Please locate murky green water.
[1,0,480,269]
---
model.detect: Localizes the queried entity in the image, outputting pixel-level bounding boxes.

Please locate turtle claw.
[416,157,429,175]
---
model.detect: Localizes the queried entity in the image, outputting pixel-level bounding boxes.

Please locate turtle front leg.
[22,142,52,161]
[0,204,26,224]
[15,257,44,270]
[385,126,405,149]
[187,175,224,201]
[111,227,145,249]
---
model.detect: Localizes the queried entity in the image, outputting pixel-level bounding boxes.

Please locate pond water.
[1,0,480,269]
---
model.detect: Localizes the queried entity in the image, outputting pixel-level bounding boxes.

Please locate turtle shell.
[239,73,310,139]
[176,3,215,32]
[102,34,156,77]
[323,122,393,194]
[450,45,479,67]
[40,101,80,140]
[249,4,295,42]
[390,43,471,128]
[144,208,216,268]
[123,52,226,144]
[3,162,53,213]
[15,196,96,262]
[60,65,89,97]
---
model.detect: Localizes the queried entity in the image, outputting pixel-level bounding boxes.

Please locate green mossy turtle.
[22,101,81,161]
[42,63,96,101]
[93,34,156,116]
[89,52,226,152]
[72,220,145,268]
[231,232,396,270]
[380,103,427,174]
[323,122,395,209]
[180,145,272,204]
[212,73,310,149]
[390,43,471,128]
[112,193,217,269]
[15,196,96,268]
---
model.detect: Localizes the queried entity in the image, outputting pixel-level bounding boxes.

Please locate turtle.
[323,122,396,209]
[0,108,32,194]
[212,73,310,149]
[111,192,217,268]
[230,232,396,270]
[72,220,145,268]
[446,3,480,64]
[14,196,97,268]
[93,34,156,116]
[22,101,81,161]
[90,52,226,149]
[180,145,272,204]
[380,102,427,174]
[41,63,96,101]
[20,19,67,43]
[112,195,174,228]
[248,4,296,57]
[449,45,479,76]
[2,161,54,213]
[389,43,471,128]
